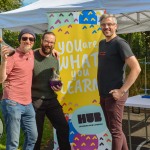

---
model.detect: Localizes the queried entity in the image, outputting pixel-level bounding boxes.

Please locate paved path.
[123,109,150,150]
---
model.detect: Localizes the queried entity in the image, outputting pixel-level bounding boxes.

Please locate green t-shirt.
[32,49,59,99]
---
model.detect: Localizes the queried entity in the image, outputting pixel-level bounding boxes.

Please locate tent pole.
[144,57,147,95]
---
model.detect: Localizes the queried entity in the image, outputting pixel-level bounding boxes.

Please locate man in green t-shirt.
[32,32,71,150]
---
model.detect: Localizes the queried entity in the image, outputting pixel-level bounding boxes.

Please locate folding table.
[125,95,150,150]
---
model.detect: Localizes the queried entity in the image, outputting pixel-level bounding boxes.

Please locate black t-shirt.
[97,36,134,98]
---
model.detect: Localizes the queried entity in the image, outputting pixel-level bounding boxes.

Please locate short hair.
[100,13,117,24]
[42,31,56,40]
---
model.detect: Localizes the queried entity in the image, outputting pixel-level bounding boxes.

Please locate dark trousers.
[32,97,71,150]
[100,94,128,150]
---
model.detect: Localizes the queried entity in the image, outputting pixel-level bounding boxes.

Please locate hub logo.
[72,105,107,134]
[78,112,102,124]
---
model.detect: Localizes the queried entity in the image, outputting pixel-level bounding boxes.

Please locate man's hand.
[1,46,10,61]
[52,49,59,59]
[109,89,126,100]
[51,84,62,91]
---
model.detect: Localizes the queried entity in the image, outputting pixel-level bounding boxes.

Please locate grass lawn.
[0,110,53,150]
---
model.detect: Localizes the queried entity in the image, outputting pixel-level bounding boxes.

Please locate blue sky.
[22,0,38,6]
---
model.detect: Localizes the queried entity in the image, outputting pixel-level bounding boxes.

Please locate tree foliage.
[120,32,150,59]
[0,0,22,47]
[0,0,41,49]
[120,32,150,96]
[0,0,22,12]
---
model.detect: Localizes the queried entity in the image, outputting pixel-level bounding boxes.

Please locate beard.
[23,45,32,53]
[41,44,53,55]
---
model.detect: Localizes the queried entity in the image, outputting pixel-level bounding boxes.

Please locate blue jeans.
[1,99,38,150]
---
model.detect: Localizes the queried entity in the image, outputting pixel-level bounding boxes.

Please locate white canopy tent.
[116,11,150,34]
[0,0,150,34]
[0,0,104,33]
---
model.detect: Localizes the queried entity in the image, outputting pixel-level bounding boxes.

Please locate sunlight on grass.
[0,144,22,150]
[0,144,6,150]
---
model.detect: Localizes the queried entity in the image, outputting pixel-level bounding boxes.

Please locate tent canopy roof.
[0,0,150,34]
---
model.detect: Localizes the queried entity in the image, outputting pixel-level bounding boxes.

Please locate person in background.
[0,28,38,150]
[32,31,71,150]
[97,14,141,150]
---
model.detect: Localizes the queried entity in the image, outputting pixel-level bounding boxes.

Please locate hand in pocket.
[32,99,43,110]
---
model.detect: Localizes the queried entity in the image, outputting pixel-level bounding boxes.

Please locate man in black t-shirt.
[97,14,141,150]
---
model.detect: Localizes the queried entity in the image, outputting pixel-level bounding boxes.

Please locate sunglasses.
[21,37,35,42]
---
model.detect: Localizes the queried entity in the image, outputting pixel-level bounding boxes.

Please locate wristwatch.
[121,90,128,96]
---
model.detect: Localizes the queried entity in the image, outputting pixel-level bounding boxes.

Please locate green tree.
[0,0,22,12]
[120,32,150,59]
[120,32,150,96]
[0,0,41,49]
[0,0,21,48]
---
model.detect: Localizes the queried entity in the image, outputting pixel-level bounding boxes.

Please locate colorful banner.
[47,10,112,150]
